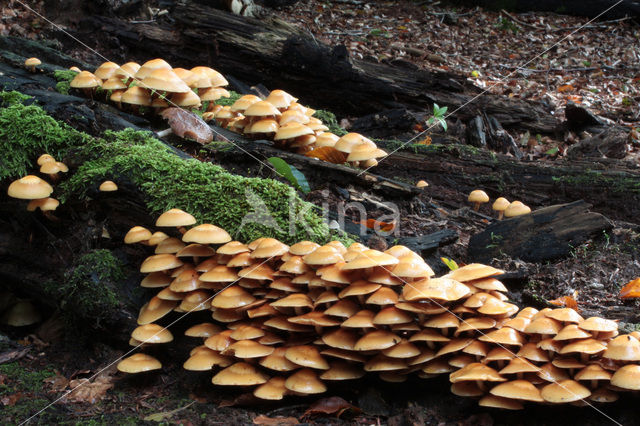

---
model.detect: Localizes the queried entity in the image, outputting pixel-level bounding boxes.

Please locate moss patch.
[53,69,78,95]
[214,90,242,107]
[61,129,340,244]
[0,93,91,179]
[313,109,347,136]
[0,361,57,423]
[42,249,123,325]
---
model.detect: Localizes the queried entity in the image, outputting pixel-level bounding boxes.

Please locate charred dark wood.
[467,201,614,263]
[68,2,560,136]
[567,127,630,160]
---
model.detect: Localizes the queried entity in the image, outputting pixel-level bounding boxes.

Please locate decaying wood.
[567,127,629,160]
[467,201,614,262]
[72,2,560,138]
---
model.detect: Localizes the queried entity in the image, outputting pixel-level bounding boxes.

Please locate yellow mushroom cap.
[26,197,59,212]
[25,57,41,67]
[117,353,162,373]
[504,201,531,218]
[121,86,152,106]
[93,61,120,80]
[254,377,288,400]
[230,94,262,112]
[492,197,510,211]
[490,380,544,402]
[37,154,56,166]
[131,323,173,344]
[113,62,141,79]
[182,223,231,244]
[70,71,101,89]
[468,189,489,204]
[99,180,118,192]
[265,89,298,109]
[284,369,326,394]
[156,208,197,227]
[212,362,269,386]
[134,58,172,80]
[540,380,591,403]
[247,118,279,134]
[170,90,202,108]
[610,364,640,390]
[141,68,191,93]
[416,180,429,188]
[8,175,53,199]
[124,226,153,244]
[274,122,314,140]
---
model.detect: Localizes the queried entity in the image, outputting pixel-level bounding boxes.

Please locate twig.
[500,9,540,29]
[497,64,636,73]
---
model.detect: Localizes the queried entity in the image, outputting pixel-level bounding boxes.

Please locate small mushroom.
[504,201,531,218]
[468,189,489,211]
[99,180,118,192]
[416,180,429,188]
[24,57,41,73]
[492,197,510,220]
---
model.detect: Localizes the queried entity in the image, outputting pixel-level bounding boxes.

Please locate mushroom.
[504,201,531,218]
[70,71,101,98]
[468,189,489,211]
[8,175,54,200]
[99,180,118,192]
[117,353,162,373]
[492,197,510,219]
[0,300,41,326]
[416,180,429,188]
[24,57,41,73]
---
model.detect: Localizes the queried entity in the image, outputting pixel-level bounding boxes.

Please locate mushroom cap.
[274,122,314,140]
[93,61,120,80]
[137,297,177,324]
[545,308,584,323]
[558,338,606,356]
[366,287,399,305]
[211,286,255,309]
[217,241,250,255]
[284,369,327,394]
[541,380,591,403]
[8,175,53,199]
[254,377,288,400]
[176,244,216,258]
[578,316,618,333]
[244,100,281,117]
[554,324,592,341]
[37,154,56,166]
[603,334,640,361]
[121,86,152,106]
[25,57,41,67]
[516,343,549,363]
[478,395,523,410]
[1,301,41,326]
[504,201,531,217]
[341,249,399,270]
[364,354,408,372]
[99,180,118,192]
[247,118,279,134]
[447,263,505,282]
[223,340,275,358]
[303,245,344,265]
[341,309,375,328]
[26,197,59,212]
[154,237,185,254]
[114,62,141,79]
[184,348,232,371]
[285,346,329,369]
[170,90,202,108]
[251,238,289,258]
[124,226,153,244]
[320,362,365,381]
[346,143,387,162]
[140,254,183,273]
[450,362,506,383]
[354,330,401,351]
[468,189,489,204]
[524,317,562,335]
[402,277,470,302]
[117,353,161,373]
[289,241,321,256]
[416,180,429,188]
[392,255,435,278]
[142,68,191,93]
[321,328,359,350]
[190,66,228,87]
[156,208,197,227]
[230,94,262,112]
[574,364,612,382]
[314,132,340,148]
[200,265,238,283]
[492,197,510,211]
[185,322,222,338]
[335,133,373,153]
[212,362,269,386]
[40,161,61,175]
[131,324,173,344]
[373,306,413,325]
[199,87,230,102]
[499,358,541,375]
[182,223,231,244]
[490,380,544,402]
[610,364,640,390]
[134,58,172,80]
[265,89,297,109]
[382,340,421,358]
[478,327,525,346]
[279,109,310,125]
[70,71,101,88]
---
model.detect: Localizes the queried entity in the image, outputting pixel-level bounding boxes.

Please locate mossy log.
[73,2,559,136]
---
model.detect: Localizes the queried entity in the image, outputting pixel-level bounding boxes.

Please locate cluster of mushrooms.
[468,190,531,220]
[117,208,639,409]
[54,58,387,167]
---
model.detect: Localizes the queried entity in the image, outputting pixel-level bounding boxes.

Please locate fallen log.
[467,200,614,262]
[63,2,560,138]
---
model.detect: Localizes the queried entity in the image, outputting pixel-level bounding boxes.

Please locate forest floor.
[1,1,640,425]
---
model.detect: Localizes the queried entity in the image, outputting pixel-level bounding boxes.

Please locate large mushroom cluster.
[118,208,639,408]
[66,59,387,166]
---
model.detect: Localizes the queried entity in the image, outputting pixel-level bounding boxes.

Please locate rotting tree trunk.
[64,2,560,138]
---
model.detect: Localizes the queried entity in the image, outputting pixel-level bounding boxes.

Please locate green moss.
[313,110,347,136]
[0,90,32,106]
[42,249,123,324]
[53,69,78,95]
[214,90,242,107]
[60,129,344,244]
[552,170,640,194]
[0,362,55,393]
[0,99,91,179]
[0,362,57,424]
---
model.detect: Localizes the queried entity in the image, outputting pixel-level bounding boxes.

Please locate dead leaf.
[354,218,396,232]
[416,136,432,145]
[44,371,69,392]
[303,396,361,418]
[160,107,213,144]
[1,392,23,406]
[65,371,114,404]
[305,147,347,164]
[144,401,195,422]
[558,84,574,93]
[619,278,640,299]
[253,414,299,425]
[549,295,578,310]
[0,347,30,364]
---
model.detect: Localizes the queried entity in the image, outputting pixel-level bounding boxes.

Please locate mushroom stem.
[157,128,173,138]
[177,226,187,235]
[82,88,94,100]
[42,211,59,222]
[497,211,504,220]
[473,202,480,211]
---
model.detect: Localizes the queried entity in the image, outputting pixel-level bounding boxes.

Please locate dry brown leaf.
[303,396,360,418]
[44,372,69,392]
[619,278,640,299]
[253,415,299,425]
[65,372,114,404]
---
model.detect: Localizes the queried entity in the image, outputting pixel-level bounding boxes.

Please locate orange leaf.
[416,136,432,145]
[619,278,640,299]
[305,147,347,164]
[558,84,574,93]
[549,295,578,310]
[354,218,396,232]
